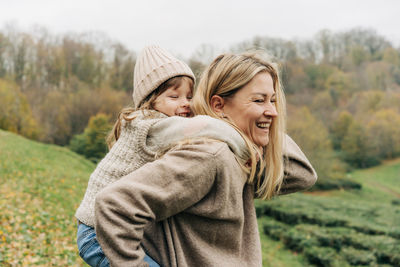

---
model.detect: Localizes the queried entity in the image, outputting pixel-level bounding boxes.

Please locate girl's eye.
[271,99,277,104]
[168,95,178,99]
[187,95,193,100]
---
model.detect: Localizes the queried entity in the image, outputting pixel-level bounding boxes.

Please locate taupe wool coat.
[94,115,317,267]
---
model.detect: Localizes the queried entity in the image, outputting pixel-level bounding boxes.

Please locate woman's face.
[222,72,278,148]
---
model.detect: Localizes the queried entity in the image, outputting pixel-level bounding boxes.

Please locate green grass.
[1,130,400,266]
[348,158,400,202]
[0,130,94,266]
[257,158,400,266]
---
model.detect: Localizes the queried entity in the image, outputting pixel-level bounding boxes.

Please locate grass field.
[1,130,399,266]
[0,130,93,266]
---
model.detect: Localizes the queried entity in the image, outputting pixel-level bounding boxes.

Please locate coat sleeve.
[279,135,318,195]
[94,142,222,267]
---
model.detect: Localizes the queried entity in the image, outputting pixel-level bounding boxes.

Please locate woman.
[94,51,317,266]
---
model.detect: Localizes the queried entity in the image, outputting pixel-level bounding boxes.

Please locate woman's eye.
[168,95,178,99]
[254,99,264,103]
[187,95,193,100]
[271,99,277,104]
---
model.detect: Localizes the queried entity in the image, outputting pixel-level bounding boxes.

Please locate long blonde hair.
[191,51,286,200]
[106,76,194,148]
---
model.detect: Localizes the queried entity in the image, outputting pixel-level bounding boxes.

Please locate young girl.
[75,45,195,267]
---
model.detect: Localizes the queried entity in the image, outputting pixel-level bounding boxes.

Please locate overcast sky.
[1,0,399,57]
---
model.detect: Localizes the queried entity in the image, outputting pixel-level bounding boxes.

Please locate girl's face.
[153,79,193,117]
[222,72,278,148]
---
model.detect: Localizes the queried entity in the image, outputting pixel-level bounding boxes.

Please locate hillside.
[0,130,94,266]
[0,130,399,266]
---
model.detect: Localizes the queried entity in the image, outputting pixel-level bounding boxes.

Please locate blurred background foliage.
[0,26,399,180]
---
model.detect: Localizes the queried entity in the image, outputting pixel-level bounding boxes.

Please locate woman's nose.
[264,104,278,117]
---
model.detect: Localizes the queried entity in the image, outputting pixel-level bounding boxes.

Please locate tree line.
[1,25,399,182]
[0,25,134,145]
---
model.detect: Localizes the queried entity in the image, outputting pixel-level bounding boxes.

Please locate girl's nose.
[181,98,190,107]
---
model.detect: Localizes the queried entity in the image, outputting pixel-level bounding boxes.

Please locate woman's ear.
[210,95,225,115]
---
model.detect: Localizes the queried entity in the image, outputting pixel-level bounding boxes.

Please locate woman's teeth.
[257,122,270,128]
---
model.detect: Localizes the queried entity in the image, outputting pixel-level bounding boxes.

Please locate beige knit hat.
[132,45,195,108]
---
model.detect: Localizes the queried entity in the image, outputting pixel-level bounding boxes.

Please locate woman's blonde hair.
[106,75,194,148]
[191,50,286,200]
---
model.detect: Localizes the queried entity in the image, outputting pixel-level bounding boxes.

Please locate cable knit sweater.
[75,110,252,227]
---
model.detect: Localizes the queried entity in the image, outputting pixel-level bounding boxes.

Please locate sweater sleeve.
[146,115,250,162]
[94,141,222,267]
[279,135,318,195]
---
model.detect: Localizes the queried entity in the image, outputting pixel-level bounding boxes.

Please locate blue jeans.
[77,222,160,267]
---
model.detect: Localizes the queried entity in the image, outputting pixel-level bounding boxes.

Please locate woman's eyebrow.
[251,92,276,97]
